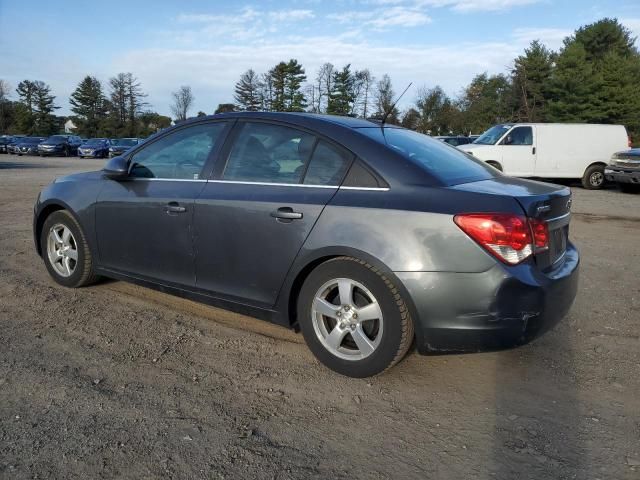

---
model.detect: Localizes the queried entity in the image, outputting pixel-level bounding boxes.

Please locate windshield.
[473,125,511,145]
[22,137,44,144]
[85,139,106,146]
[111,138,137,147]
[46,135,68,144]
[358,127,497,185]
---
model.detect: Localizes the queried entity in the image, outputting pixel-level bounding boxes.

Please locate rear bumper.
[396,243,580,354]
[605,167,640,184]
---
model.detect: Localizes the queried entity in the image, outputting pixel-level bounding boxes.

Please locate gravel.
[1,155,639,479]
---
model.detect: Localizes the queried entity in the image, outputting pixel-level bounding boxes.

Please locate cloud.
[419,0,542,12]
[511,27,571,49]
[328,5,431,29]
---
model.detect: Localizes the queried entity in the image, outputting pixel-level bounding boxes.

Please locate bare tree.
[171,85,195,122]
[0,79,11,133]
[315,63,334,113]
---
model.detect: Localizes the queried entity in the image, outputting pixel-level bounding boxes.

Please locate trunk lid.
[452,176,572,270]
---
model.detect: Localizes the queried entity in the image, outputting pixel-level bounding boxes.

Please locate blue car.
[78,138,111,158]
[15,136,47,156]
[109,138,140,158]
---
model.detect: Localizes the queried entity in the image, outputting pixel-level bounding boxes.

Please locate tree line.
[228,18,640,142]
[0,18,638,142]
[0,73,172,138]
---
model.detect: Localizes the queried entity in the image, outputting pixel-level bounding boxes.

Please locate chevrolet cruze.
[34,113,579,377]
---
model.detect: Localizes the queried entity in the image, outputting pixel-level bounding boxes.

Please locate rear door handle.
[270,207,303,221]
[165,202,187,214]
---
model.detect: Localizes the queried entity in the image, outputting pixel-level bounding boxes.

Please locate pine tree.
[284,59,307,112]
[15,80,38,134]
[269,62,288,112]
[32,81,58,135]
[70,76,107,137]
[234,69,262,111]
[459,73,513,133]
[511,40,554,122]
[327,64,354,116]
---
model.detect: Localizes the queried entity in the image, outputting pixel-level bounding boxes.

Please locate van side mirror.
[103,156,129,180]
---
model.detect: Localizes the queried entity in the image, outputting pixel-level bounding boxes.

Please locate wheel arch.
[486,160,503,172]
[277,247,422,345]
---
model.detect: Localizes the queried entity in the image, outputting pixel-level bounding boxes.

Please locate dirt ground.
[1,155,639,480]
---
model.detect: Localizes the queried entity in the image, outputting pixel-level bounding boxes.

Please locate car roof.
[194,111,386,129]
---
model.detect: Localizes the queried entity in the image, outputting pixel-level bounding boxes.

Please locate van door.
[499,125,536,177]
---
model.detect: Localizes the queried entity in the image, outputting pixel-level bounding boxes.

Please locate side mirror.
[103,156,129,180]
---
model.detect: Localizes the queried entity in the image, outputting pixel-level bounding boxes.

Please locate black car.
[37,135,83,157]
[15,136,46,156]
[605,148,640,193]
[109,138,140,157]
[34,112,579,377]
[78,138,111,158]
[435,135,472,147]
[6,135,27,154]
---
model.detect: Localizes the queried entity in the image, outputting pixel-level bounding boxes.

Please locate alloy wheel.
[311,278,384,361]
[46,223,78,277]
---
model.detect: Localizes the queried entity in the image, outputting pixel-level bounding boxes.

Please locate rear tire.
[297,257,414,377]
[41,210,99,288]
[582,164,605,189]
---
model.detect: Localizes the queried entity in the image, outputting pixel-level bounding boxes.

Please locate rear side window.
[223,122,316,184]
[358,127,496,185]
[303,141,351,186]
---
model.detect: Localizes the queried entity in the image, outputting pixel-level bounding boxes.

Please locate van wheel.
[582,164,605,189]
[486,161,503,172]
[297,257,414,377]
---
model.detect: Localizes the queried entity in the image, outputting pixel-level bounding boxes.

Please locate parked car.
[15,136,47,156]
[435,135,472,147]
[109,138,140,157]
[0,135,16,153]
[78,138,111,158]
[459,123,630,189]
[6,135,27,154]
[38,135,83,157]
[605,148,640,193]
[34,112,579,377]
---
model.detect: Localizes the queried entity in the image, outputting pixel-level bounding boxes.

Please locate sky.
[1,0,639,117]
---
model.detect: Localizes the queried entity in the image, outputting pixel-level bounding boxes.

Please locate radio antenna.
[381,82,412,127]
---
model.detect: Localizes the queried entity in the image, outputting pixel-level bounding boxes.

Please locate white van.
[458,123,630,189]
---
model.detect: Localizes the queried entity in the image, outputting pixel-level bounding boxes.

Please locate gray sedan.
[33,112,579,377]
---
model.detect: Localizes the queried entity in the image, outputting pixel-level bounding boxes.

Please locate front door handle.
[270,207,303,221]
[165,202,187,214]
[532,147,536,155]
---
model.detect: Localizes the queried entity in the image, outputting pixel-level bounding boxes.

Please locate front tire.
[297,257,414,377]
[40,210,99,288]
[582,164,605,189]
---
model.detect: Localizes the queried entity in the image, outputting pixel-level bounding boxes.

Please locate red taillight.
[529,218,549,250]
[454,213,548,265]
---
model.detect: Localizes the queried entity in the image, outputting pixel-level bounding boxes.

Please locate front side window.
[223,122,316,184]
[130,122,226,179]
[502,126,533,146]
[303,140,351,185]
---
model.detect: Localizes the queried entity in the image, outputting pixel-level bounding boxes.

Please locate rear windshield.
[85,139,106,146]
[357,127,496,185]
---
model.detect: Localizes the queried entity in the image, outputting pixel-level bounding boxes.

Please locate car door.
[95,121,230,287]
[499,125,537,177]
[193,120,353,308]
